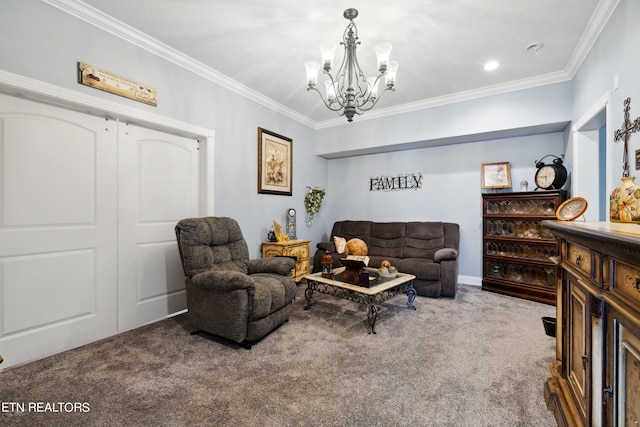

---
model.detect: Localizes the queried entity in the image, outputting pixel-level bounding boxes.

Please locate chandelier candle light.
[305,8,398,122]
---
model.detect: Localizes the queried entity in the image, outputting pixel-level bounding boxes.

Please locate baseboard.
[459,275,481,287]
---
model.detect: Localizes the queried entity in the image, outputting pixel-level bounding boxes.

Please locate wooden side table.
[262,239,311,282]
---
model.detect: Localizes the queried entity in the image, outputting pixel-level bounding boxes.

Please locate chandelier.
[305,8,398,122]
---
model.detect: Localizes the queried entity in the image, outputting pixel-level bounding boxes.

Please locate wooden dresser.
[542,221,640,427]
[482,190,566,305]
[262,239,310,282]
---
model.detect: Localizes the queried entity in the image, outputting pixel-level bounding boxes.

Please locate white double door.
[0,94,200,369]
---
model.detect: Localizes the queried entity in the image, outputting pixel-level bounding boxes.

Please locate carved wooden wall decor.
[78,62,158,106]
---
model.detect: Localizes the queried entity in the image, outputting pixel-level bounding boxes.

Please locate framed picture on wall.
[258,127,293,195]
[481,162,511,189]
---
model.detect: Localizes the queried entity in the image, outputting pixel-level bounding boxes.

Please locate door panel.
[3,115,96,226]
[117,123,199,331]
[2,249,96,334]
[0,94,118,370]
[567,277,590,424]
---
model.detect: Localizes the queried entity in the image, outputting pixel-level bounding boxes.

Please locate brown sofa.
[313,220,459,297]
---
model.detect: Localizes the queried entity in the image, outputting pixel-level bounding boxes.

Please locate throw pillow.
[333,236,347,254]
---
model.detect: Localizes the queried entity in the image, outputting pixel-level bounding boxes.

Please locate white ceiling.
[64,0,616,127]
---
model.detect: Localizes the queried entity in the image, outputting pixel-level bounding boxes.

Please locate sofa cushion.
[396,258,441,281]
[368,222,406,258]
[403,222,445,259]
[331,221,372,244]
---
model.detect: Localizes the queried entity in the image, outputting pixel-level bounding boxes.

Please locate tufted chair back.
[175,217,250,277]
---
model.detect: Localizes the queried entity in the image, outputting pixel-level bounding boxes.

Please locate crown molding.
[43,0,619,131]
[42,0,317,129]
[313,70,573,129]
[564,0,621,78]
[315,0,620,129]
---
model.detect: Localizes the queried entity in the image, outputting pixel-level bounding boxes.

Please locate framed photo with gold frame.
[258,127,292,195]
[481,162,512,189]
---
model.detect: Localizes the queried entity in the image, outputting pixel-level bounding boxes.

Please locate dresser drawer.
[286,244,309,259]
[614,260,640,306]
[296,259,310,277]
[566,242,594,280]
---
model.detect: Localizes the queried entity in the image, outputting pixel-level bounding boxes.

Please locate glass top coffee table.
[303,267,417,334]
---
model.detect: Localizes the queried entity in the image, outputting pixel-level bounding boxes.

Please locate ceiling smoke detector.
[526,42,544,53]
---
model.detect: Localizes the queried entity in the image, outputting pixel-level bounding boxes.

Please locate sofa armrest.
[191,270,255,292]
[316,241,336,252]
[434,248,459,263]
[246,257,296,276]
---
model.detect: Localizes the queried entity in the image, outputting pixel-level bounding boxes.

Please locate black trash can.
[542,316,556,337]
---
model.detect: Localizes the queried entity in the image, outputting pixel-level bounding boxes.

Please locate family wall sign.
[369,173,423,191]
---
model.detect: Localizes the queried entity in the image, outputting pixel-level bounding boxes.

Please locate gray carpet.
[1,284,556,426]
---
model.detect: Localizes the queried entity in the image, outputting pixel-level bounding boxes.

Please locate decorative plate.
[556,197,588,221]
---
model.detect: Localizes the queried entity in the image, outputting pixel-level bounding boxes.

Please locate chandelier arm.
[324,70,349,107]
[328,46,350,106]
[350,48,371,87]
[353,79,380,109]
[333,44,348,82]
[353,86,395,113]
[307,86,346,112]
[353,73,386,107]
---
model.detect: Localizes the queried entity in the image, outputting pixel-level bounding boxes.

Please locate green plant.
[304,187,326,225]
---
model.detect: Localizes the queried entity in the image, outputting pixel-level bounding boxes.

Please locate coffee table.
[303,267,417,334]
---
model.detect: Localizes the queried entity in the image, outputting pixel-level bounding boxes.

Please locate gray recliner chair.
[175,217,297,348]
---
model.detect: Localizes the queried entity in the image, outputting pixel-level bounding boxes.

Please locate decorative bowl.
[378,267,397,278]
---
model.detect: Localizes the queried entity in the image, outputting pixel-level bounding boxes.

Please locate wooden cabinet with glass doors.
[482,190,566,305]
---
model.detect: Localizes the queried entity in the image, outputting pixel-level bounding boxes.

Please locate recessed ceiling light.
[484,61,499,71]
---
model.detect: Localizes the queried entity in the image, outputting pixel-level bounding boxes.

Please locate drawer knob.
[581,353,589,369]
[575,255,582,266]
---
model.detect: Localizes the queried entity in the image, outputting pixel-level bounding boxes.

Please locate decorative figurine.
[273,220,290,242]
[267,225,277,242]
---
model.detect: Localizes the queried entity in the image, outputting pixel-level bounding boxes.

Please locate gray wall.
[311,81,573,284]
[313,82,573,158]
[2,0,639,285]
[0,0,328,258]
[323,133,564,283]
[570,0,640,191]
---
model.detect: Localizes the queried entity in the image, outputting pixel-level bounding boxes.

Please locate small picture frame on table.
[481,162,512,189]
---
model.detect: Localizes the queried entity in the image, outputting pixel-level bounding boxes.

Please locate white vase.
[610,176,640,223]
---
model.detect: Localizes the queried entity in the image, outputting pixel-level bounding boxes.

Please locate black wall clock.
[534,155,567,190]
